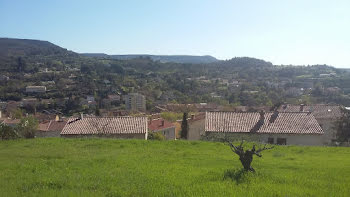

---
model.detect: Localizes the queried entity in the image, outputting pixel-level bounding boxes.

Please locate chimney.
[191,114,195,120]
[0,110,2,119]
[300,104,305,112]
[80,113,84,120]
[161,120,165,126]
[55,115,59,122]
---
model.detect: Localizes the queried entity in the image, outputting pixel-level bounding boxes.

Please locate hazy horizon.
[1,0,349,68]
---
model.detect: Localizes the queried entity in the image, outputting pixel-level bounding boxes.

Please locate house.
[0,75,9,81]
[86,95,95,103]
[204,111,324,146]
[61,116,148,139]
[187,113,206,140]
[25,86,46,93]
[37,119,67,137]
[0,118,21,127]
[148,118,176,140]
[278,104,343,144]
[21,98,38,107]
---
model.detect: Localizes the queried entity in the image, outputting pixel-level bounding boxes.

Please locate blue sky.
[1,0,349,67]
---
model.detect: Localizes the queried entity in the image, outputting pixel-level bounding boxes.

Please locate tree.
[226,140,273,172]
[16,116,38,138]
[181,112,188,139]
[12,108,23,119]
[17,57,26,72]
[335,109,350,142]
[95,107,101,116]
[0,124,18,140]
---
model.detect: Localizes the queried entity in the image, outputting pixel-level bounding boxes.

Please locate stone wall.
[153,127,176,140]
[203,132,324,146]
[317,118,337,145]
[36,131,61,138]
[188,119,205,140]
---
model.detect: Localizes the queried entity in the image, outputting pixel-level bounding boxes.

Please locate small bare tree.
[226,140,273,172]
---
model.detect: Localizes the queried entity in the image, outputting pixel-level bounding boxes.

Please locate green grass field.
[0,138,349,197]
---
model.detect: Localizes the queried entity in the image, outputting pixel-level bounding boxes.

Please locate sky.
[0,0,350,68]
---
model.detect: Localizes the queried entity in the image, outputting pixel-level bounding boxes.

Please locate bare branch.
[226,140,244,155]
[254,144,274,157]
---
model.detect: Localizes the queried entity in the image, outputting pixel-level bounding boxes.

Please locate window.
[277,138,287,145]
[267,137,274,144]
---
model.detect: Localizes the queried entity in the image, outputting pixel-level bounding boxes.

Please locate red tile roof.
[61,116,147,135]
[278,104,342,119]
[188,113,206,123]
[1,118,20,125]
[39,120,67,132]
[49,120,66,132]
[148,118,175,131]
[205,111,323,135]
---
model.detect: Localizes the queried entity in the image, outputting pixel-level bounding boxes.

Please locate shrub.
[148,132,165,141]
[0,124,19,140]
[16,116,38,139]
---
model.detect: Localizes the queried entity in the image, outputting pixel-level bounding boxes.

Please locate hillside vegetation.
[1,38,350,115]
[0,138,349,196]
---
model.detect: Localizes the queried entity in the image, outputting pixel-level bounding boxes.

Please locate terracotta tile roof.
[61,116,147,135]
[205,111,323,135]
[148,118,175,131]
[278,104,342,119]
[49,120,66,132]
[38,121,50,131]
[1,118,21,125]
[188,113,206,123]
[39,120,67,132]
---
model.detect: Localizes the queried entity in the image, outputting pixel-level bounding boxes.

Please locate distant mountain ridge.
[81,53,219,64]
[0,38,76,57]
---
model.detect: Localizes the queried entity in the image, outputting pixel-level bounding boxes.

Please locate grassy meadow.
[0,138,349,196]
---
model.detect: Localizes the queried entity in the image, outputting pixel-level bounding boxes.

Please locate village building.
[125,93,146,112]
[25,86,46,93]
[0,118,21,127]
[278,104,343,144]
[0,75,9,81]
[61,116,148,139]
[203,111,324,146]
[37,119,67,137]
[21,98,38,106]
[148,118,176,140]
[187,113,206,140]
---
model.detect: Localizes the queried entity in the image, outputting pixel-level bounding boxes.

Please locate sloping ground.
[0,138,349,196]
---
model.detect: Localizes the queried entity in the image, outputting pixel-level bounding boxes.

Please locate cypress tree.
[181,112,188,139]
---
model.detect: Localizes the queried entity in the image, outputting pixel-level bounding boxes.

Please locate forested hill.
[1,37,349,109]
[0,38,75,57]
[81,53,219,64]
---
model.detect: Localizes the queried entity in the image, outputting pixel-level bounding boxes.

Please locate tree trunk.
[227,141,273,172]
[239,150,255,172]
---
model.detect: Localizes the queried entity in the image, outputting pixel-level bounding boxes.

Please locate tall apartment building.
[125,93,146,112]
